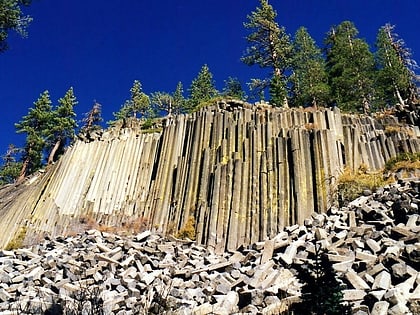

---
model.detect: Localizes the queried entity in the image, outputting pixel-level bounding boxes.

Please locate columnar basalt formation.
[0,180,418,314]
[0,101,419,250]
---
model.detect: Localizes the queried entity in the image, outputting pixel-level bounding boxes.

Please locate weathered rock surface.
[0,103,419,251]
[0,179,419,314]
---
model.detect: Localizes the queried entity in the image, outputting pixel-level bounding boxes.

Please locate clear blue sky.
[0,0,419,157]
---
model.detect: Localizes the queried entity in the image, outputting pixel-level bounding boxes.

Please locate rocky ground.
[0,179,419,315]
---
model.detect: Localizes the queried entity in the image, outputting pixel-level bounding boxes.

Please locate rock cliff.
[0,100,419,250]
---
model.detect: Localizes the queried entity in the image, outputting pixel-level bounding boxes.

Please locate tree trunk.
[48,138,62,165]
[394,84,406,107]
[16,158,29,183]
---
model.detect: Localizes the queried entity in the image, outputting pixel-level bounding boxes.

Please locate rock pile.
[0,179,419,314]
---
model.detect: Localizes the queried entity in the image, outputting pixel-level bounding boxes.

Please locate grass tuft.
[337,165,389,205]
[175,216,196,240]
[384,152,420,172]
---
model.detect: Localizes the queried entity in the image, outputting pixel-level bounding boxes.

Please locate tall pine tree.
[111,80,150,123]
[290,27,330,107]
[375,23,419,109]
[15,90,53,181]
[241,0,291,107]
[172,81,187,114]
[0,144,22,185]
[80,101,103,136]
[151,82,187,116]
[222,77,246,100]
[0,0,32,52]
[187,64,218,112]
[46,87,78,164]
[325,21,376,113]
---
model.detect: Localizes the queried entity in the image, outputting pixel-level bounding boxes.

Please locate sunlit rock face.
[0,101,419,251]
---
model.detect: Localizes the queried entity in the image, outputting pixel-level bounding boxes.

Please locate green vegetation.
[13,89,78,182]
[222,76,246,100]
[290,26,330,107]
[110,80,151,125]
[5,226,27,250]
[0,144,22,185]
[241,0,291,107]
[376,24,419,109]
[151,81,187,116]
[292,243,351,314]
[46,87,78,164]
[337,166,388,206]
[325,21,376,113]
[187,64,218,112]
[1,0,419,183]
[0,0,32,52]
[79,101,103,136]
[384,152,420,172]
[175,216,196,240]
[15,90,54,181]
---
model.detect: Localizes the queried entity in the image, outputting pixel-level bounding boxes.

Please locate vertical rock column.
[289,129,314,224]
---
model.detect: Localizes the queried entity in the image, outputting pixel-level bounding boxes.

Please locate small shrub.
[10,285,104,315]
[384,152,420,172]
[337,166,387,205]
[384,125,415,137]
[5,226,27,250]
[141,118,155,130]
[68,215,148,237]
[175,216,196,240]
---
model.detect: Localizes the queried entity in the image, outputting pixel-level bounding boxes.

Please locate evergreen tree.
[129,80,150,118]
[247,78,268,101]
[46,87,78,164]
[222,77,246,100]
[241,0,292,107]
[290,27,330,107]
[15,90,53,181]
[375,23,419,109]
[111,80,150,123]
[187,64,218,112]
[0,144,22,185]
[151,82,187,116]
[0,0,32,52]
[325,21,376,113]
[292,244,351,315]
[172,81,187,114]
[80,101,103,136]
[151,91,173,116]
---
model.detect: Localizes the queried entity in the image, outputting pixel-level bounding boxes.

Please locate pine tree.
[0,0,32,52]
[151,92,173,116]
[172,81,187,114]
[80,101,103,136]
[241,0,292,107]
[151,82,187,116]
[292,243,351,315]
[46,87,78,164]
[222,77,246,100]
[290,27,330,107]
[0,144,22,185]
[111,80,150,123]
[375,24,419,110]
[325,21,376,113]
[129,80,150,118]
[187,64,218,112]
[15,90,53,181]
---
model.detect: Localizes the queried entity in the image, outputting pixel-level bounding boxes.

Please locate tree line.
[0,65,224,185]
[243,0,419,113]
[1,0,419,184]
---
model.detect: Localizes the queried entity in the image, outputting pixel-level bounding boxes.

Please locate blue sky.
[0,0,419,157]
